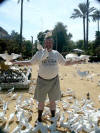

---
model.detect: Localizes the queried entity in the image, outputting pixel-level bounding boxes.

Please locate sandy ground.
[32,63,100,108]
[0,63,100,133]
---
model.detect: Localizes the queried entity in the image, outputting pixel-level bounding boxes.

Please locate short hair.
[44,31,53,39]
[44,37,54,44]
[44,36,53,41]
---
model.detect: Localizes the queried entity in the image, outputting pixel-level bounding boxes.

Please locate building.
[0,27,9,39]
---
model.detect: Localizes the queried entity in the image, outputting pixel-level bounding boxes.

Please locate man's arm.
[65,60,83,66]
[12,49,49,66]
[57,51,84,66]
[12,52,39,66]
[12,60,32,66]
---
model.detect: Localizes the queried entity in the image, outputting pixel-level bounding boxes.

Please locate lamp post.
[31,36,33,57]
[19,0,23,52]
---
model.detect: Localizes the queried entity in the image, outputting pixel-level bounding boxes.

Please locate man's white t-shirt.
[30,50,66,79]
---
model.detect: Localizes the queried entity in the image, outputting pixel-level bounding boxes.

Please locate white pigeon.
[6,91,13,97]
[0,112,7,121]
[20,124,32,133]
[28,85,35,94]
[98,95,100,102]
[48,121,57,131]
[79,55,89,61]
[32,122,48,133]
[26,67,32,78]
[0,97,4,104]
[10,66,19,71]
[77,69,89,79]
[4,123,10,133]
[51,131,61,133]
[3,102,8,113]
[37,43,43,50]
[42,107,50,117]
[8,87,14,93]
[8,112,15,123]
[11,125,21,133]
[59,113,65,125]
[66,88,74,96]
[86,73,95,81]
[21,72,31,85]
[16,94,23,105]
[11,93,17,100]
[94,122,100,133]
[65,53,79,61]
[16,109,25,122]
[48,114,60,132]
[0,51,21,65]
[61,100,70,110]
[0,87,2,91]
[97,81,100,86]
[45,30,52,39]
[41,49,49,61]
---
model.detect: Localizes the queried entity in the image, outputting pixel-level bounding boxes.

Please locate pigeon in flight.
[0,51,21,65]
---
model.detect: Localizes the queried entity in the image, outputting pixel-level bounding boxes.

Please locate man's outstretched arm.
[12,60,32,66]
[65,60,83,66]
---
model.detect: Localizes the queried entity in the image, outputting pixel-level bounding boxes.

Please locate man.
[13,32,83,125]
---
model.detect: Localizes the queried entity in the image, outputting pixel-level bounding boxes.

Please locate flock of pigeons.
[0,84,100,133]
[0,48,100,133]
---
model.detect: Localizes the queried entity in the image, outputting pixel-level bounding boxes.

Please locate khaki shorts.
[34,75,61,102]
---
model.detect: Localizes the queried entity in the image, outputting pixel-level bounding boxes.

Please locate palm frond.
[17,0,20,4]
[89,7,96,14]
[70,9,83,18]
[78,3,87,15]
[91,10,100,21]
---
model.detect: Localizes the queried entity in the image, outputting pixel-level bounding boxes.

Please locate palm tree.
[86,0,95,50]
[71,3,87,49]
[18,0,29,52]
[92,10,100,32]
[71,3,95,50]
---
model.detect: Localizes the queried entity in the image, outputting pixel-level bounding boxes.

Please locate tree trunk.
[86,0,89,50]
[56,34,57,50]
[98,19,99,31]
[20,0,23,52]
[83,16,86,49]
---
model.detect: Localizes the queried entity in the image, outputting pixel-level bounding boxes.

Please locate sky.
[0,0,100,43]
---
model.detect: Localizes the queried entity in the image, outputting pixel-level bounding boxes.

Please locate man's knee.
[50,101,56,105]
[38,102,44,109]
[50,101,56,109]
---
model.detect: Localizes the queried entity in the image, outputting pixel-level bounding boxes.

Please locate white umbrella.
[65,53,79,61]
[73,48,84,53]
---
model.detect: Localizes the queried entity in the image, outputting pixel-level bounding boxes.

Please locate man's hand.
[41,48,49,61]
[65,59,86,66]
[10,60,23,66]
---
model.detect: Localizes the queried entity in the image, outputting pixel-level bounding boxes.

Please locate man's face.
[44,39,53,51]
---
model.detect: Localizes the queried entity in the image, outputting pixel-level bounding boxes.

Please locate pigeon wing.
[37,43,43,50]
[11,53,21,60]
[0,54,8,60]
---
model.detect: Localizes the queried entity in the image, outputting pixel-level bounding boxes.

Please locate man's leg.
[38,102,44,122]
[50,100,56,117]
